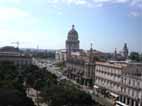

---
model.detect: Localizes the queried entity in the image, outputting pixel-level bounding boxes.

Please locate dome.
[67,25,78,40]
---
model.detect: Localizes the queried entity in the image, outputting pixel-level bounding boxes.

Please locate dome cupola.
[67,25,78,41]
[66,24,80,52]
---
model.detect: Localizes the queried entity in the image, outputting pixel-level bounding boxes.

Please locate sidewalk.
[92,93,114,106]
[26,88,48,106]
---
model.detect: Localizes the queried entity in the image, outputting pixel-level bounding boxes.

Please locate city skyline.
[0,0,141,53]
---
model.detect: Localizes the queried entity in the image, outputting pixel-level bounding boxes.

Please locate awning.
[110,92,119,98]
[93,85,99,89]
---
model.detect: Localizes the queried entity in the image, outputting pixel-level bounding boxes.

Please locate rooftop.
[96,61,127,68]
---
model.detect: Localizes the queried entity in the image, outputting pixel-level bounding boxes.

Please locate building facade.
[123,43,129,59]
[65,53,95,87]
[119,63,142,106]
[0,46,32,66]
[65,58,142,106]
[55,49,67,63]
[95,61,125,95]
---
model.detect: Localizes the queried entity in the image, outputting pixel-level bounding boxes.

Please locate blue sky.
[0,0,141,53]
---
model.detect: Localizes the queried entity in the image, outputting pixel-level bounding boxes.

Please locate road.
[33,58,94,94]
[33,58,113,106]
[33,58,68,81]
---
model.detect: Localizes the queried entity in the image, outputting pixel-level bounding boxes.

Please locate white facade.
[55,49,67,63]
[119,63,142,106]
[94,62,142,106]
[0,46,32,66]
[95,62,124,94]
[0,53,32,66]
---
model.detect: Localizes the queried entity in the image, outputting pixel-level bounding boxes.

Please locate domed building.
[66,25,80,52]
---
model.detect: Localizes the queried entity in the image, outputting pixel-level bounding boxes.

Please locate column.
[129,99,132,106]
[138,102,141,106]
[85,79,87,86]
[125,97,128,105]
[127,98,130,105]
[81,78,84,85]
[133,101,136,106]
[124,97,126,104]
[83,79,86,86]
[122,96,124,103]
[74,75,76,80]
[119,96,122,101]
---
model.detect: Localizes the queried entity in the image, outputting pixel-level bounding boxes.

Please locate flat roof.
[96,61,127,68]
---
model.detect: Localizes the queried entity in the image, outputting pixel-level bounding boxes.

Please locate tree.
[0,61,18,80]
[40,80,95,106]
[22,65,97,106]
[140,53,142,62]
[0,61,35,106]
[0,88,35,106]
[129,52,140,62]
[34,79,48,106]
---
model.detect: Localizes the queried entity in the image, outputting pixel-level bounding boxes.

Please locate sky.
[0,0,141,53]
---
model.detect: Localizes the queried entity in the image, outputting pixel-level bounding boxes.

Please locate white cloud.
[62,0,87,5]
[93,0,112,3]
[0,7,40,41]
[54,0,142,17]
[0,0,21,4]
[93,0,130,5]
[46,0,142,9]
[0,7,29,21]
[47,0,89,6]
[92,0,142,8]
[0,29,60,49]
[131,0,142,5]
[0,29,50,48]
[93,0,129,3]
[129,11,142,17]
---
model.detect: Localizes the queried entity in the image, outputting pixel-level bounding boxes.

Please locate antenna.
[91,43,93,49]
[89,43,93,62]
[37,45,39,50]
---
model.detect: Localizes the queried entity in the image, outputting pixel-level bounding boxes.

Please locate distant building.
[66,25,80,52]
[123,43,129,59]
[55,49,67,63]
[112,43,129,61]
[0,46,32,66]
[112,48,118,60]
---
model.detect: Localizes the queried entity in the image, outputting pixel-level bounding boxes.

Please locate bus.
[115,101,128,106]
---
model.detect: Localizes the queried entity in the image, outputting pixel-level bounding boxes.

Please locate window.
[137,81,140,88]
[132,90,134,97]
[129,79,131,85]
[133,80,135,87]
